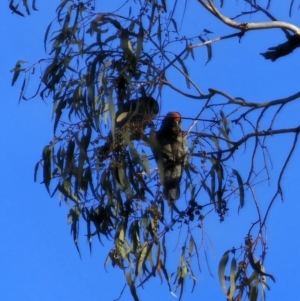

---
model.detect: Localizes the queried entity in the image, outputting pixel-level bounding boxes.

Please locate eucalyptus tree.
[11,1,300,300]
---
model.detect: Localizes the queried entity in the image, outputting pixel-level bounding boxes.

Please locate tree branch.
[191,126,300,160]
[261,131,299,228]
[161,78,208,99]
[188,32,242,50]
[197,0,300,35]
[208,88,300,109]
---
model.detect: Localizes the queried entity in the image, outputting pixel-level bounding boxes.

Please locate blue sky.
[1,1,300,300]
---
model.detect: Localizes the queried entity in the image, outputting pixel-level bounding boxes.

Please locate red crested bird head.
[156,112,182,139]
[159,112,182,131]
[165,112,181,123]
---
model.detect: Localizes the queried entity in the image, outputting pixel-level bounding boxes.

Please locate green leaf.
[176,55,190,89]
[136,25,144,63]
[56,0,71,19]
[220,110,229,133]
[11,60,25,86]
[227,257,236,299]
[161,0,167,11]
[114,160,131,194]
[9,0,25,16]
[190,47,196,60]
[55,146,65,171]
[44,21,53,52]
[210,134,221,150]
[32,0,38,11]
[219,127,232,149]
[22,0,30,15]
[126,272,139,301]
[232,169,245,210]
[170,18,178,33]
[76,127,92,184]
[103,17,122,30]
[67,207,81,258]
[261,278,271,291]
[198,36,212,65]
[116,112,129,123]
[129,221,140,252]
[42,145,52,193]
[53,99,66,134]
[141,150,151,179]
[109,93,115,142]
[104,33,118,45]
[211,157,223,181]
[82,207,92,254]
[136,242,152,277]
[120,29,134,56]
[122,132,150,177]
[121,132,138,161]
[189,235,195,257]
[157,22,162,44]
[175,261,187,301]
[65,139,75,170]
[250,284,258,301]
[71,4,80,35]
[18,78,26,103]
[41,59,59,85]
[210,169,216,205]
[104,250,112,269]
[142,214,150,241]
[58,181,81,204]
[218,250,230,295]
[34,160,41,182]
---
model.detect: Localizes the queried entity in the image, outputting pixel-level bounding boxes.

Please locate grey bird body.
[153,112,187,201]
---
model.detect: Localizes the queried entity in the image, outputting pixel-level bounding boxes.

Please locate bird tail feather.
[163,187,180,201]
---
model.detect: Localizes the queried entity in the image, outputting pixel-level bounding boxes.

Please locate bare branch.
[192,126,300,160]
[197,0,300,35]
[262,131,299,228]
[243,0,291,37]
[209,88,300,108]
[188,32,242,50]
[161,78,208,99]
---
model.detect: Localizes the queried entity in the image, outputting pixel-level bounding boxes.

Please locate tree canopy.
[10,1,300,300]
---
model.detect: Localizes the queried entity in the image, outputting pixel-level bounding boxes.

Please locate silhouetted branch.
[191,126,300,160]
[261,131,299,228]
[197,0,300,34]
